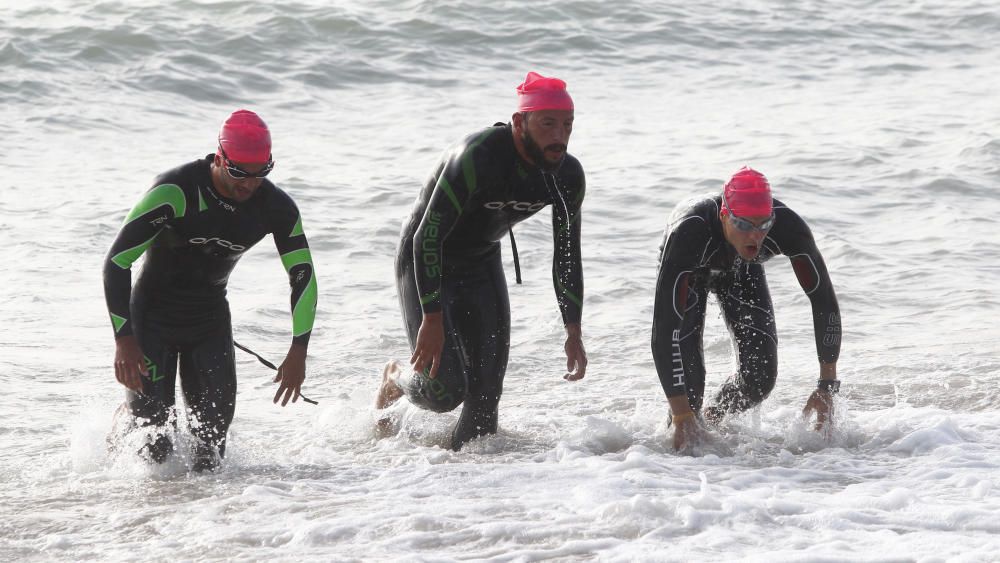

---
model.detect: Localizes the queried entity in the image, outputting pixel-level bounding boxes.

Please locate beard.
[521,128,566,172]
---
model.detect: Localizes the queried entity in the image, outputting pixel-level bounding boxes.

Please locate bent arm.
[412,131,496,314]
[550,172,585,325]
[652,218,710,403]
[412,193,457,315]
[102,183,186,338]
[771,206,842,368]
[651,261,691,400]
[787,237,841,367]
[274,209,317,348]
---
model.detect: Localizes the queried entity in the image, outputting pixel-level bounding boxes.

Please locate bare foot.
[375,361,404,410]
[375,361,405,439]
[374,415,396,439]
[106,402,133,454]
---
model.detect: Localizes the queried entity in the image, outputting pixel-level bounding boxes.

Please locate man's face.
[721,211,773,260]
[519,109,574,171]
[214,152,270,202]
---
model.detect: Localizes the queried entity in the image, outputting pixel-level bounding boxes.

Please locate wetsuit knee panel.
[714,366,777,413]
[416,375,466,413]
[127,391,173,427]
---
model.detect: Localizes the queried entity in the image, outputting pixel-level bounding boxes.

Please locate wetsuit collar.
[203,154,243,211]
[204,153,267,208]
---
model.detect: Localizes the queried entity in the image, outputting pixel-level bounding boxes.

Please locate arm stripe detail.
[111,313,128,334]
[438,177,463,215]
[280,248,317,337]
[420,291,440,306]
[111,234,159,269]
[556,279,583,308]
[462,151,477,195]
[790,253,821,294]
[280,248,312,270]
[289,216,304,238]
[123,184,186,225]
[461,129,493,195]
[672,270,692,319]
[291,274,317,337]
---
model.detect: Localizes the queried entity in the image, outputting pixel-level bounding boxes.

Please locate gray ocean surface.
[2,1,999,560]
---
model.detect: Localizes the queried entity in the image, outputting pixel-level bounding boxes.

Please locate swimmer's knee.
[127,394,171,427]
[723,361,778,411]
[714,380,767,414]
[752,363,778,403]
[410,373,462,412]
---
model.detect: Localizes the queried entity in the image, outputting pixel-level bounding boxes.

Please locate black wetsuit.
[651,196,840,414]
[396,123,585,450]
[103,155,317,463]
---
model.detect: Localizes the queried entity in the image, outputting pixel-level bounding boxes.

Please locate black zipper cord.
[508,226,522,284]
[233,340,319,405]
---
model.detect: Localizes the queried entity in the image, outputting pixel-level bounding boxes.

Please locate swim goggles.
[722,193,775,232]
[219,147,274,179]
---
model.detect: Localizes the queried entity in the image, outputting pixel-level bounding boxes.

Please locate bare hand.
[411,312,444,379]
[274,344,307,406]
[672,414,703,451]
[563,328,587,381]
[802,389,835,431]
[114,335,148,392]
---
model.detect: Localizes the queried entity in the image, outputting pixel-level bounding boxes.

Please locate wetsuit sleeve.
[271,198,317,348]
[651,217,712,397]
[102,183,187,338]
[412,131,496,314]
[550,172,585,325]
[775,211,842,364]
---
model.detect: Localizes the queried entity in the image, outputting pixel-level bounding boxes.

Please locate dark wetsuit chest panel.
[104,155,316,345]
[138,186,273,292]
[400,124,585,324]
[440,157,568,255]
[651,196,840,398]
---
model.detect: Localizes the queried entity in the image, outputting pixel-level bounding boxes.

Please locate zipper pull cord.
[508,225,522,284]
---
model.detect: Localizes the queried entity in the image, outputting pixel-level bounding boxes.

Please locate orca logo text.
[189,237,246,251]
[484,201,546,212]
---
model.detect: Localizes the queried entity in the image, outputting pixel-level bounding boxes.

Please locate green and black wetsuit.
[396,123,585,450]
[103,155,317,461]
[652,196,840,414]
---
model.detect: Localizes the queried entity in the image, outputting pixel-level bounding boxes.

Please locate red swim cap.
[516,71,574,112]
[722,166,772,217]
[218,109,272,163]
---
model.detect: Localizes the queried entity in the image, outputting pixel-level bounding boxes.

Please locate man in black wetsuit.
[376,72,588,450]
[103,109,318,470]
[651,167,841,450]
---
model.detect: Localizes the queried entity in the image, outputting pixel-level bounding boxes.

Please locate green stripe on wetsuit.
[461,128,492,195]
[419,129,495,308]
[555,277,583,309]
[439,128,495,215]
[111,184,186,269]
[289,216,304,238]
[110,312,128,335]
[438,177,462,214]
[280,248,318,337]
